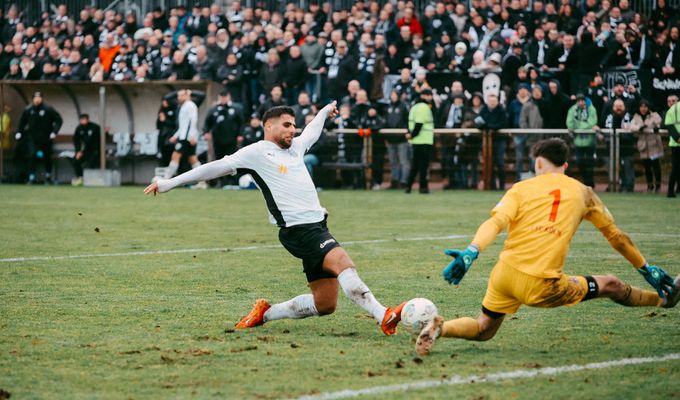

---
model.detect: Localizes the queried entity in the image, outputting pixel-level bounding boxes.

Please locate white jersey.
[158,106,332,228]
[174,100,199,141]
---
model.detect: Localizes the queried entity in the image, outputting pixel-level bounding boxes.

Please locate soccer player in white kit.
[161,89,207,188]
[144,101,406,335]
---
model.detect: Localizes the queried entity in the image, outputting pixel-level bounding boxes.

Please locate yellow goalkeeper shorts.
[482,261,591,315]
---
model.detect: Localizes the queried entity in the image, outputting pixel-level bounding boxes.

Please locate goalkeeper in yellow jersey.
[416,138,680,356]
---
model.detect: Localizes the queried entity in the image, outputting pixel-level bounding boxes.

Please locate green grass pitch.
[1,185,679,399]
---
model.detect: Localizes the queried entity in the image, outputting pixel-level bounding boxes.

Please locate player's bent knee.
[316,302,337,316]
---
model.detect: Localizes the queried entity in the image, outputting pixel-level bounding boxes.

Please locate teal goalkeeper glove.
[638,264,675,301]
[442,245,479,285]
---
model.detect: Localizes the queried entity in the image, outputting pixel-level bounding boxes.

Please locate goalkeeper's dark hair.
[262,106,296,125]
[531,137,569,166]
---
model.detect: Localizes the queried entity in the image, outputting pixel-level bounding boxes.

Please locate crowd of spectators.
[1,0,679,192]
[1,1,679,104]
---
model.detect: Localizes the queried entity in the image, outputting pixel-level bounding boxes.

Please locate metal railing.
[318,127,670,191]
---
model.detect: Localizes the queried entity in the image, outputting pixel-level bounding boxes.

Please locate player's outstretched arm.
[297,101,338,150]
[598,224,675,300]
[143,158,235,195]
[442,213,510,285]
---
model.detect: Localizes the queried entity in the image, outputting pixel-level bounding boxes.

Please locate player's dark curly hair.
[262,106,296,125]
[532,137,569,166]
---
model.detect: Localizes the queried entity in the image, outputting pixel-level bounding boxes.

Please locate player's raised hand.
[323,101,338,119]
[442,245,479,285]
[638,264,675,300]
[144,181,160,196]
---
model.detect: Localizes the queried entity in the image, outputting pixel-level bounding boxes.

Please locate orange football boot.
[235,299,271,328]
[380,301,406,335]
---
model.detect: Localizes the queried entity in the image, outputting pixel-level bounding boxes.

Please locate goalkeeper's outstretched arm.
[469,213,512,252]
[597,224,646,268]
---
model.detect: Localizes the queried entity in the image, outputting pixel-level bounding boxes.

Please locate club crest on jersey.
[278,164,288,174]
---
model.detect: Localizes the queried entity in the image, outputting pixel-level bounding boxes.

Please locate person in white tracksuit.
[161,89,207,188]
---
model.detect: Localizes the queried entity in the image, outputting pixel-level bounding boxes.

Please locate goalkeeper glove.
[638,264,675,301]
[442,245,479,285]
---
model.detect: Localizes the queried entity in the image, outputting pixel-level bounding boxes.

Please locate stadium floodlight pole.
[99,85,106,170]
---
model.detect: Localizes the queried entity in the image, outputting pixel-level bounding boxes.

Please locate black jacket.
[216,63,244,102]
[385,100,410,144]
[16,103,63,145]
[546,44,577,69]
[328,54,358,100]
[73,122,101,154]
[284,56,308,90]
[477,104,509,130]
[525,39,552,67]
[242,125,264,147]
[203,102,244,147]
[258,62,286,94]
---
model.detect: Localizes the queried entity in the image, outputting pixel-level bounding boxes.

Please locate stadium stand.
[0,0,678,191]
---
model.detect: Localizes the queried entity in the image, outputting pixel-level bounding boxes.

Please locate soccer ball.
[400,298,438,334]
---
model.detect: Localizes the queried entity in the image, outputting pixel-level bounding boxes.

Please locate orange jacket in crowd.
[98,44,121,73]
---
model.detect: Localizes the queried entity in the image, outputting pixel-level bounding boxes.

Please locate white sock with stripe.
[164,161,179,179]
[337,268,386,322]
[263,294,319,322]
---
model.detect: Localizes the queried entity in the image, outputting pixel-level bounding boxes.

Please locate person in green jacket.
[663,95,680,198]
[406,88,435,194]
[566,93,598,187]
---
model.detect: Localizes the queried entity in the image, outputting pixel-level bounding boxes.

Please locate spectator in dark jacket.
[241,114,264,147]
[203,91,244,186]
[257,85,287,118]
[258,49,286,97]
[192,46,215,81]
[476,93,509,189]
[168,50,195,80]
[459,92,484,189]
[385,90,411,189]
[156,98,177,166]
[327,40,358,101]
[291,91,315,128]
[438,92,466,188]
[216,53,244,102]
[283,46,308,104]
[14,92,63,184]
[70,113,101,185]
[360,106,386,190]
[598,98,634,192]
[545,79,571,129]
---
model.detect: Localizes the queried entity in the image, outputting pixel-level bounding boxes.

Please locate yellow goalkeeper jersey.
[490,173,614,279]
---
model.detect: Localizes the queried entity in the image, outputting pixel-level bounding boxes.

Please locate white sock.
[164,161,179,179]
[263,294,319,322]
[191,161,201,169]
[337,268,386,322]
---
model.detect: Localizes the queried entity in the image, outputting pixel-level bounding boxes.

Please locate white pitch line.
[2,230,677,264]
[296,353,680,400]
[0,234,469,264]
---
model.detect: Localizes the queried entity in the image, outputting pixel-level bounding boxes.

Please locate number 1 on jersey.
[548,189,561,222]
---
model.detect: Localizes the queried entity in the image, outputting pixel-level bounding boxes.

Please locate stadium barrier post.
[206,81,215,162]
[482,129,493,190]
[365,133,372,190]
[99,85,106,170]
[605,130,616,192]
[614,128,620,193]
